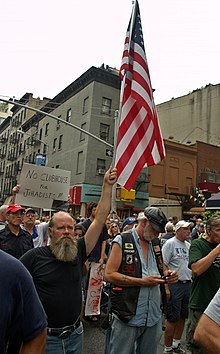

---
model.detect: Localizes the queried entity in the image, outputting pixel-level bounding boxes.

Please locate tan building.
[157,83,220,146]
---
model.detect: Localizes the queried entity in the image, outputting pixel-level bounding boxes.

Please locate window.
[97,159,106,175]
[76,151,83,174]
[83,97,89,114]
[53,138,57,150]
[56,119,61,130]
[43,144,47,154]
[56,165,60,169]
[66,109,71,122]
[20,110,24,122]
[80,123,86,141]
[39,128,43,140]
[100,123,110,141]
[58,135,63,150]
[101,97,112,115]
[45,123,49,136]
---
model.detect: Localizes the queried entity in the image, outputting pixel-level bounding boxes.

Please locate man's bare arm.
[99,240,107,265]
[84,166,117,255]
[19,328,47,354]
[191,243,220,276]
[104,242,166,287]
[194,314,220,354]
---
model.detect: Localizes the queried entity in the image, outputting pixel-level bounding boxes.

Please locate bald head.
[49,211,75,228]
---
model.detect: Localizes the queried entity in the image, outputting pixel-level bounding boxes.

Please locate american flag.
[115,0,165,191]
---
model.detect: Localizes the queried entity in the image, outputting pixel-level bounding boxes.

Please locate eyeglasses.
[112,225,118,228]
[25,214,35,218]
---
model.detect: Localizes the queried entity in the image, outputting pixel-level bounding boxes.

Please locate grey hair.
[206,215,220,232]
[0,205,8,215]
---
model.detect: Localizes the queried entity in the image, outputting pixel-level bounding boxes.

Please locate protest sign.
[85,262,105,316]
[16,163,71,208]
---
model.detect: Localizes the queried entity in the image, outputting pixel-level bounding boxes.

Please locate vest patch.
[125,243,134,249]
[122,264,136,273]
[126,254,133,264]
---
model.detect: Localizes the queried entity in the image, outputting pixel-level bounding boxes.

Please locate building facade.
[148,140,220,219]
[0,93,49,199]
[1,68,220,218]
[157,83,220,146]
[148,140,197,219]
[0,66,149,216]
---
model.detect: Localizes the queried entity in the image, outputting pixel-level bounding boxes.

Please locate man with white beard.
[104,207,178,354]
[20,166,117,354]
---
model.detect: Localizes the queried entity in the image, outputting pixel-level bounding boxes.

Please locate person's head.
[87,202,98,219]
[122,217,137,231]
[206,216,220,244]
[108,222,120,238]
[105,217,112,230]
[172,216,178,225]
[23,208,36,229]
[74,224,86,240]
[48,211,77,262]
[175,220,191,241]
[45,215,51,222]
[165,222,174,234]
[135,207,167,242]
[196,218,202,226]
[6,204,25,228]
[198,222,205,232]
[0,205,8,222]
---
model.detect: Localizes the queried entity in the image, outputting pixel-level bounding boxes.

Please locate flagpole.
[111,1,137,213]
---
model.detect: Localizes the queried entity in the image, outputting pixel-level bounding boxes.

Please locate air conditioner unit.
[98,168,105,175]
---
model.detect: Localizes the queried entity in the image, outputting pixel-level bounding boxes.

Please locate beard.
[143,228,158,242]
[50,235,78,262]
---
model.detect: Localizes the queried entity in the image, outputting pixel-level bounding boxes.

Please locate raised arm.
[191,243,220,276]
[84,166,117,255]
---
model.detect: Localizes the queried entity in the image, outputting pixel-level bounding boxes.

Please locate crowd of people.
[0,168,220,354]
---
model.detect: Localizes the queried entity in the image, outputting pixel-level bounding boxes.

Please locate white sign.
[85,262,105,316]
[16,163,71,209]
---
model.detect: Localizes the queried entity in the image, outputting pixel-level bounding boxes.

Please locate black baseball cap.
[144,207,167,233]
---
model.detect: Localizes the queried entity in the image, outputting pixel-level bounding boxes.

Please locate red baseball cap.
[6,204,25,214]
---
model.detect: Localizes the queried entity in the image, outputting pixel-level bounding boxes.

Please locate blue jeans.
[109,316,162,354]
[45,322,84,354]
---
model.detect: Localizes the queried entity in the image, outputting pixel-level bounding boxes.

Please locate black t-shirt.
[20,237,87,328]
[81,219,109,262]
[0,225,33,259]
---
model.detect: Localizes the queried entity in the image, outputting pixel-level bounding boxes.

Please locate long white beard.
[50,235,78,262]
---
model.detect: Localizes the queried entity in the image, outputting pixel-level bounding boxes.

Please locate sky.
[1,0,220,105]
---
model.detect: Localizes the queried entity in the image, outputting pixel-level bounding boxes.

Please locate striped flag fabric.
[115,0,165,191]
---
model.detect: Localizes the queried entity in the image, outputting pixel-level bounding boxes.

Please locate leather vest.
[110,231,142,323]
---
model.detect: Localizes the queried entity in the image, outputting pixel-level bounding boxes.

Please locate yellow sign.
[116,186,135,201]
